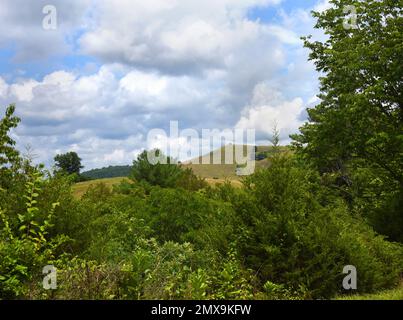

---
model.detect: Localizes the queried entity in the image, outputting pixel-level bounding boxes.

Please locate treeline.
[82,165,132,180]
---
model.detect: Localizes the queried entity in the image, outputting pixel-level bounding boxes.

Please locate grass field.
[73,177,129,198]
[183,145,288,179]
[336,284,403,300]
[204,178,243,188]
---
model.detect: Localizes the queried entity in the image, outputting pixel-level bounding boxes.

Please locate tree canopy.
[54,152,83,175]
[130,149,183,188]
[292,0,402,183]
[291,0,403,241]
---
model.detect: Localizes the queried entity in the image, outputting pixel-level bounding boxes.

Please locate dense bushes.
[211,156,403,298]
[3,152,401,299]
[0,105,402,300]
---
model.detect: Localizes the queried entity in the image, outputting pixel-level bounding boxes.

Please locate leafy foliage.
[130,150,183,188]
[239,156,402,298]
[82,165,132,180]
[0,167,66,298]
[0,104,21,190]
[54,152,84,176]
[130,149,207,191]
[291,0,403,242]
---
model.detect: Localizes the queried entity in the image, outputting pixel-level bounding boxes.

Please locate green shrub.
[146,187,236,252]
[236,155,403,298]
[0,169,67,298]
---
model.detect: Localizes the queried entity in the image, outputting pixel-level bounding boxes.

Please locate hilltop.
[80,145,290,180]
[183,145,290,179]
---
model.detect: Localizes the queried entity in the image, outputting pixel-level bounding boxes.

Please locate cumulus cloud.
[235,82,305,144]
[0,65,241,168]
[0,0,325,169]
[79,0,288,75]
[0,0,91,61]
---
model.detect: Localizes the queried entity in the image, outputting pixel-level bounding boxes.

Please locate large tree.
[291,0,402,240]
[293,0,402,181]
[130,149,183,188]
[54,152,83,175]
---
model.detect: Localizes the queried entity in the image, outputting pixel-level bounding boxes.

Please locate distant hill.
[183,145,290,179]
[81,145,290,180]
[82,165,132,179]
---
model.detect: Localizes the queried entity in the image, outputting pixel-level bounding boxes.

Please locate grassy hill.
[183,145,290,179]
[74,145,290,197]
[78,145,289,181]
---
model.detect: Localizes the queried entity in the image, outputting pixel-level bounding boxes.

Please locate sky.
[0,0,331,170]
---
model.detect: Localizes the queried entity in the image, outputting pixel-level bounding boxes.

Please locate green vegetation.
[73,177,129,198]
[337,283,403,300]
[292,0,403,243]
[131,150,184,188]
[1,1,402,300]
[54,152,83,176]
[1,104,402,299]
[82,165,132,180]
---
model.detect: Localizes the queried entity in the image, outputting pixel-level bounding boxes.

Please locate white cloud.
[0,0,91,61]
[104,149,126,163]
[0,0,325,169]
[0,65,236,168]
[0,78,9,98]
[9,79,39,102]
[314,0,332,13]
[79,0,289,74]
[236,82,305,143]
[265,25,300,45]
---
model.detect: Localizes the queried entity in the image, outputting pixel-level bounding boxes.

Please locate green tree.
[130,149,183,188]
[291,0,402,240]
[270,121,280,152]
[293,0,402,183]
[176,168,207,191]
[0,104,21,188]
[54,152,84,175]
